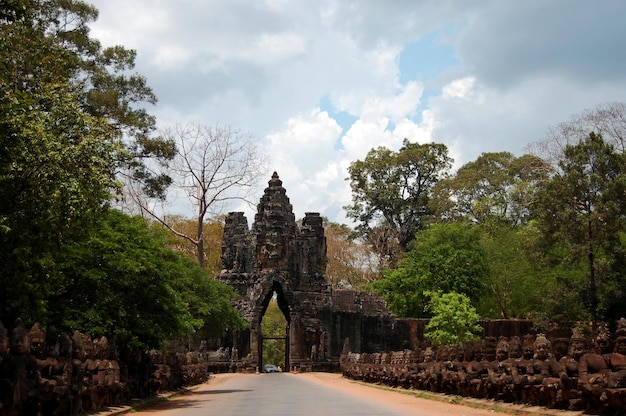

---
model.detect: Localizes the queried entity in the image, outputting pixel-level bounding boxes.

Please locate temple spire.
[269,171,282,187]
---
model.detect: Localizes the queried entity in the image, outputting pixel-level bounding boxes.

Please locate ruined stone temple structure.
[213,172,533,373]
[215,172,414,372]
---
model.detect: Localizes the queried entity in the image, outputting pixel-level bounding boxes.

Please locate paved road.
[127,373,530,416]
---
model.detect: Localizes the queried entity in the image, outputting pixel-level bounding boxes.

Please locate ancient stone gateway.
[214,172,534,373]
[216,172,403,372]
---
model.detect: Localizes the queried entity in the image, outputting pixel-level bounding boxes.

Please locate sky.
[88,0,626,226]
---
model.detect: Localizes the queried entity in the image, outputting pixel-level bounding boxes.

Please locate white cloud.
[359,81,423,122]
[243,33,307,65]
[87,0,626,225]
[152,46,193,70]
[442,77,476,100]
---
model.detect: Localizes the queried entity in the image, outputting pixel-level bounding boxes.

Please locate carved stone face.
[496,347,509,361]
[569,340,587,360]
[594,335,610,354]
[30,337,45,358]
[534,342,549,360]
[482,345,496,361]
[508,337,522,359]
[10,327,29,355]
[615,337,626,355]
[72,332,84,360]
[523,342,534,359]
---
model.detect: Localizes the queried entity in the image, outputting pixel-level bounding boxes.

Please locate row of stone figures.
[0,319,210,416]
[341,319,626,414]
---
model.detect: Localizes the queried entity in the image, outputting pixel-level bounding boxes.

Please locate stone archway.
[217,172,330,371]
[216,172,398,373]
[258,280,290,371]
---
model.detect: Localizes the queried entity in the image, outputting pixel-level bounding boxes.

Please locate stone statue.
[556,327,587,410]
[605,318,626,387]
[577,324,611,411]
[603,318,626,412]
[0,319,41,415]
[486,336,518,401]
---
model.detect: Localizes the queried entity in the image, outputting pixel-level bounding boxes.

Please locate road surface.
[127,372,573,416]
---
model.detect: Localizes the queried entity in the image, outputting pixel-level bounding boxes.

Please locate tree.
[424,291,482,346]
[161,215,225,277]
[430,152,550,226]
[0,0,174,325]
[0,0,175,189]
[47,210,244,350]
[127,123,268,268]
[534,132,626,325]
[345,140,452,263]
[477,222,547,319]
[369,222,487,318]
[324,221,379,288]
[529,102,626,164]
[0,81,121,324]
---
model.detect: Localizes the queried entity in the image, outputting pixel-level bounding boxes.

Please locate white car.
[264,364,279,373]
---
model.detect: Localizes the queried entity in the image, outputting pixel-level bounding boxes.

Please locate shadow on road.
[131,389,251,413]
[192,389,252,395]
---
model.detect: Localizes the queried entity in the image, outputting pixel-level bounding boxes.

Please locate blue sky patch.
[318,94,358,150]
[399,27,460,123]
[399,28,459,85]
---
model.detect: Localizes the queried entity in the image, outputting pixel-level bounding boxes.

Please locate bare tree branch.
[121,122,269,267]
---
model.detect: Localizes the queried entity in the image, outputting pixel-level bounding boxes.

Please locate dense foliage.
[423,291,482,346]
[368,223,487,318]
[357,115,626,331]
[345,139,452,267]
[51,210,245,350]
[430,152,549,226]
[0,0,244,351]
[533,132,626,324]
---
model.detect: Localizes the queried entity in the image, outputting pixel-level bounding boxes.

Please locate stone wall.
[0,319,209,415]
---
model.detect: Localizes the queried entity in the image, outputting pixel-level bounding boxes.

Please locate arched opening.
[259,281,290,372]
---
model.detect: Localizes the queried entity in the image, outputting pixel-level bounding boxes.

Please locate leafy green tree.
[1,0,174,180]
[369,222,487,318]
[0,0,174,326]
[430,152,549,226]
[477,222,547,319]
[48,210,244,350]
[345,140,452,264]
[0,84,121,323]
[534,132,626,325]
[424,291,482,346]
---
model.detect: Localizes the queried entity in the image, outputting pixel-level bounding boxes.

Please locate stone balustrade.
[0,319,210,415]
[340,321,626,414]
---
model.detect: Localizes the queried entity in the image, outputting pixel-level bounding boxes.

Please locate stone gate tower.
[216,172,400,372]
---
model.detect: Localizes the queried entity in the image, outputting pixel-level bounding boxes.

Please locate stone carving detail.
[220,172,327,285]
[341,321,626,414]
[221,212,251,273]
[0,320,209,415]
